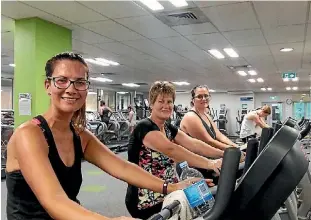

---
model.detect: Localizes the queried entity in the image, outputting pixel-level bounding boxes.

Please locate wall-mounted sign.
[240,96,253,101]
[19,93,32,116]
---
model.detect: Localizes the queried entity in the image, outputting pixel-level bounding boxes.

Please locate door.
[262,102,284,126]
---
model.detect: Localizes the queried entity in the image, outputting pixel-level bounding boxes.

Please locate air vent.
[154,7,211,26]
[227,65,252,70]
[101,72,116,76]
[168,12,198,20]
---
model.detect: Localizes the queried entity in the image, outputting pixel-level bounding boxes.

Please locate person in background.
[240,105,271,143]
[5,52,198,220]
[125,81,223,220]
[180,85,240,151]
[127,105,135,133]
[99,100,113,125]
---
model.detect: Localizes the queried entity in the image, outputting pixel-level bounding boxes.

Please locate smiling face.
[149,81,176,121]
[192,87,211,110]
[151,93,174,120]
[45,59,89,114]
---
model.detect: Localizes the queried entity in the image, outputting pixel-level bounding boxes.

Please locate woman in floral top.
[125,81,222,219]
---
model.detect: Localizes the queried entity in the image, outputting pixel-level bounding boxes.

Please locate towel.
[162,190,193,220]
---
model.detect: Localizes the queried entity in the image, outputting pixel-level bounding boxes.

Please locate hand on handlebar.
[209,159,222,176]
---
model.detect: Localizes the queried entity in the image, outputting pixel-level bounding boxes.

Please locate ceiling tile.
[24,1,107,24]
[172,23,218,36]
[78,1,149,19]
[178,49,214,66]
[153,36,199,52]
[235,45,272,57]
[194,1,243,8]
[269,42,304,57]
[123,39,177,60]
[116,15,179,39]
[80,20,144,42]
[219,57,249,67]
[72,39,118,59]
[254,1,308,28]
[95,42,144,57]
[186,33,231,49]
[223,29,266,47]
[1,1,71,26]
[63,24,114,44]
[264,24,305,44]
[201,2,260,31]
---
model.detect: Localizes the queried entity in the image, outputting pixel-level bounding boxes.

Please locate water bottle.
[178,161,215,217]
[179,161,204,180]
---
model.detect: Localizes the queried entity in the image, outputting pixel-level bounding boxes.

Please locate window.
[293,102,311,120]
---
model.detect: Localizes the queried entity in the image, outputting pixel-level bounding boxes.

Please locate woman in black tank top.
[5,52,191,220]
[180,85,242,152]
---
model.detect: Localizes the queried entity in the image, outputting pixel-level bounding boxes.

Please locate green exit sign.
[282,72,297,79]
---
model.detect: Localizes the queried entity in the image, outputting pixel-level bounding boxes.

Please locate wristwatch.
[162,180,169,195]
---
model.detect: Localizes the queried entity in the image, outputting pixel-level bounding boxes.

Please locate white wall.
[175,91,310,136]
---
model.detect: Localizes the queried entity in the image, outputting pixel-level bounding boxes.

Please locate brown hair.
[261,105,271,115]
[190,85,209,106]
[45,52,89,133]
[149,81,176,105]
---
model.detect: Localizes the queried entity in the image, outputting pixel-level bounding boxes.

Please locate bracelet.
[162,180,169,195]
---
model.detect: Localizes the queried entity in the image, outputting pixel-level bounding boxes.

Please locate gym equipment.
[217,104,228,135]
[148,147,241,220]
[1,109,15,179]
[152,118,309,220]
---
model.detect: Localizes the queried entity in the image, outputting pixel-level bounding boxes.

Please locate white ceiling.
[1,1,311,93]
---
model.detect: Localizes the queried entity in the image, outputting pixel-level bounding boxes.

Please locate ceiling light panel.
[168,0,188,7]
[223,48,239,58]
[248,79,256,83]
[237,71,247,76]
[140,0,164,11]
[248,70,257,76]
[122,83,140,87]
[90,77,113,82]
[257,78,264,82]
[208,49,225,59]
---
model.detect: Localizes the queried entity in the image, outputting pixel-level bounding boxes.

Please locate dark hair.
[149,81,176,105]
[100,100,105,106]
[45,52,89,133]
[128,105,132,111]
[190,85,209,106]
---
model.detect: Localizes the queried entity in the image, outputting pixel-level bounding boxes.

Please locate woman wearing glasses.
[125,81,223,219]
[5,52,202,220]
[180,85,240,151]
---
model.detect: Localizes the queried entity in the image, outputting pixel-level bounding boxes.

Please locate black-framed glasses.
[194,94,211,100]
[47,76,90,91]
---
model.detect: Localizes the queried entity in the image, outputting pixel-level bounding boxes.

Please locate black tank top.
[6,115,83,220]
[189,110,217,140]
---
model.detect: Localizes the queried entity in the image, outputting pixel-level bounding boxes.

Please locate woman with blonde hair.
[240,105,271,143]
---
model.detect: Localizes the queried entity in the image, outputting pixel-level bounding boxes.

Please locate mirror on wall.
[98,89,116,111]
[116,91,131,110]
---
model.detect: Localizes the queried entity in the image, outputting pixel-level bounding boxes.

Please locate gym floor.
[1,152,131,220]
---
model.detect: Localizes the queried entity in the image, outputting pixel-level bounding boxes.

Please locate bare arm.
[208,115,239,148]
[106,107,114,113]
[174,130,223,159]
[82,130,177,194]
[248,114,269,128]
[14,124,110,220]
[128,111,133,122]
[181,114,231,151]
[143,130,218,171]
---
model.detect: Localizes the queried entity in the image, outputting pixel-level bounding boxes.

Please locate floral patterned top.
[126,118,179,210]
